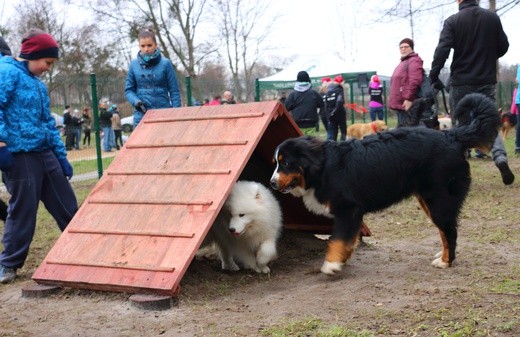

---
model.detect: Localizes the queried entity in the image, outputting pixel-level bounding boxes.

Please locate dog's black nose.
[269,179,278,190]
[229,228,235,233]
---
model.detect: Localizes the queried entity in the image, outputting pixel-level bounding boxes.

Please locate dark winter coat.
[324,83,346,119]
[429,0,509,86]
[284,87,324,128]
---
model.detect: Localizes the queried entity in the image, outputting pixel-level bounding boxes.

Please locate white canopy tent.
[257,54,376,91]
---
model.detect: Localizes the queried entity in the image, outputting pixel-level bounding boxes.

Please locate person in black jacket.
[325,75,347,141]
[284,71,324,136]
[429,0,513,185]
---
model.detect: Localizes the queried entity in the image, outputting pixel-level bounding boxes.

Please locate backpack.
[325,90,338,112]
[325,86,344,117]
[405,60,433,99]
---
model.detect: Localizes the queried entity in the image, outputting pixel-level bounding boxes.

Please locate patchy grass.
[259,317,373,337]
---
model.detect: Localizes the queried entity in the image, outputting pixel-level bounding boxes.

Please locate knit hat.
[333,75,344,84]
[296,71,311,83]
[19,29,59,60]
[0,36,11,56]
[371,75,380,83]
[321,77,331,84]
[399,38,414,50]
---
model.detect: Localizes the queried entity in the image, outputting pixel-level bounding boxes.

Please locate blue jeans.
[516,104,520,151]
[1,150,77,269]
[134,111,145,128]
[102,126,115,151]
[369,106,384,121]
[74,127,81,149]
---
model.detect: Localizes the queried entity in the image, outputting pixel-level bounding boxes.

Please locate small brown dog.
[347,120,388,139]
[499,108,517,140]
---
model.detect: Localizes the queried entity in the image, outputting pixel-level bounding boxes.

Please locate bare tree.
[212,0,278,101]
[10,0,121,106]
[87,0,216,78]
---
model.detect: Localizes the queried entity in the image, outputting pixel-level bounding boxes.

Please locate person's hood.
[293,81,311,92]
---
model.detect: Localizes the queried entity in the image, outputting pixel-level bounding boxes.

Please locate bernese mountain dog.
[270,93,500,275]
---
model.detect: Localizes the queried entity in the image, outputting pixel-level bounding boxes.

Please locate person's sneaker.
[0,266,16,284]
[497,160,514,185]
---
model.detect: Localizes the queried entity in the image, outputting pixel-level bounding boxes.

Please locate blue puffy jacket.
[0,57,66,161]
[125,51,181,111]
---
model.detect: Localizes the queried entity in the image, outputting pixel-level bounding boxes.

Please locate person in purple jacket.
[389,38,424,127]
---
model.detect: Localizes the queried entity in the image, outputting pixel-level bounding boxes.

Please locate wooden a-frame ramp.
[32,101,335,296]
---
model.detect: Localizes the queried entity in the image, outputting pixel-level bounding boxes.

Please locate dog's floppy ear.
[295,136,325,178]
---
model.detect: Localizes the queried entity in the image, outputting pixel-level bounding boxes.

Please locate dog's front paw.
[320,261,344,275]
[222,260,240,271]
[255,265,271,274]
[431,257,450,269]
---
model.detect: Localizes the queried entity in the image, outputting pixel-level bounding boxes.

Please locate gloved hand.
[58,158,73,180]
[135,101,147,114]
[0,146,13,172]
[431,80,445,91]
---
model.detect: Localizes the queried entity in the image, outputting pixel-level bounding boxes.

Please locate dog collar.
[371,122,377,133]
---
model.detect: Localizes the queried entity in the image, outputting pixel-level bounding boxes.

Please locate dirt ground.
[0,157,519,337]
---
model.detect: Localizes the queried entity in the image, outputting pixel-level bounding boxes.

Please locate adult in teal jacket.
[0,29,78,283]
[125,29,181,128]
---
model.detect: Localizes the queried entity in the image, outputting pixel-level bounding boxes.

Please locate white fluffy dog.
[200,181,283,273]
[438,117,452,130]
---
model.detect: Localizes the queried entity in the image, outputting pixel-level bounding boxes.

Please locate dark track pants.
[1,150,78,269]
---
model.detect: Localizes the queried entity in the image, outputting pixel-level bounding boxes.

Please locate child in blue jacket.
[0,29,78,283]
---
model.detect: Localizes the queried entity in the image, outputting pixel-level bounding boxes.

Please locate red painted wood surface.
[32,101,335,295]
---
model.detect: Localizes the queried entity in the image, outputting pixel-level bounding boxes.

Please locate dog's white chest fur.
[290,187,333,218]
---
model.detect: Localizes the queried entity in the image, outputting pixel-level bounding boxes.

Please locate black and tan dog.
[499,108,517,140]
[270,93,499,275]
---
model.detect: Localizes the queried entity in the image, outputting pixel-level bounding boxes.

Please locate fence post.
[185,76,192,106]
[90,73,103,178]
[255,79,260,102]
[349,81,355,124]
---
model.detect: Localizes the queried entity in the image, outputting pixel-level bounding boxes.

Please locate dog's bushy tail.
[449,93,500,151]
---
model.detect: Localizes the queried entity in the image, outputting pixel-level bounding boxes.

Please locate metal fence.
[51,75,517,182]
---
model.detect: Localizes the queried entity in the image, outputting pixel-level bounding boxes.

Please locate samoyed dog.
[200,180,283,273]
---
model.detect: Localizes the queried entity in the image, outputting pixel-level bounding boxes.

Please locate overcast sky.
[1,0,518,77]
[267,0,520,76]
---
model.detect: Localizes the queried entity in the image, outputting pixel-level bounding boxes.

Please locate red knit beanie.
[19,29,59,60]
[321,77,331,83]
[333,75,344,84]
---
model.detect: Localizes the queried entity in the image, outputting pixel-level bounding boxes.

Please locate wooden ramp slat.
[126,140,248,148]
[66,228,194,238]
[144,111,264,123]
[32,101,336,296]
[106,169,232,176]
